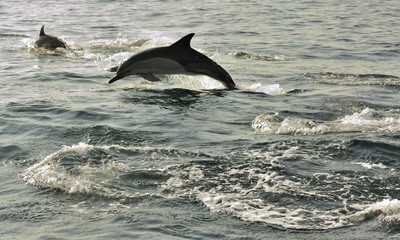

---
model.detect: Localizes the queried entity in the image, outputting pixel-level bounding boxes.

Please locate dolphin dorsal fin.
[170,33,195,49]
[39,25,46,37]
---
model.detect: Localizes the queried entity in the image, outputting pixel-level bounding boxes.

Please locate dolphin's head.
[108,59,135,83]
[108,47,172,84]
[109,71,127,83]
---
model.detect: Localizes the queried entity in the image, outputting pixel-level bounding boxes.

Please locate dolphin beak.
[109,74,123,84]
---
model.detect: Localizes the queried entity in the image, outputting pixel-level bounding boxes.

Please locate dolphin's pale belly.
[130,58,191,75]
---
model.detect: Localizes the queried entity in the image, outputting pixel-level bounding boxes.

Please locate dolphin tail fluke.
[223,78,236,90]
[217,75,236,90]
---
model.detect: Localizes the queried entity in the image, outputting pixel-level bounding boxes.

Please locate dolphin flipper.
[140,74,161,82]
[109,66,119,72]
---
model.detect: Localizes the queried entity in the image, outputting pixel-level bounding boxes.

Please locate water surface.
[1,0,400,239]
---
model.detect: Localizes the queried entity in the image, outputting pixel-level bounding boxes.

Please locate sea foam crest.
[163,145,353,230]
[252,108,400,135]
[21,143,130,197]
[21,142,212,198]
[349,199,400,229]
[162,140,400,230]
[246,83,287,95]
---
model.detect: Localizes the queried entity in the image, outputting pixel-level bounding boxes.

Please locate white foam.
[252,108,400,135]
[22,143,213,198]
[243,83,287,95]
[160,139,400,230]
[252,113,329,135]
[163,157,353,230]
[20,37,35,49]
[193,179,350,230]
[349,199,400,227]
[22,142,399,230]
[337,108,399,132]
[21,143,132,197]
[355,162,389,170]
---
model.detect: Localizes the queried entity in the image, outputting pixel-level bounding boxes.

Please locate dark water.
[1,0,400,239]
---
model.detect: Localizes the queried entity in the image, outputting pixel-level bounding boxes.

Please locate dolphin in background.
[35,25,67,50]
[109,33,236,89]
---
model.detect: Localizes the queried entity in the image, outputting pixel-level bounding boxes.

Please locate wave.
[252,108,400,135]
[350,199,400,231]
[119,81,296,96]
[21,142,216,198]
[230,51,293,61]
[21,143,130,198]
[163,139,400,230]
[304,72,400,86]
[0,33,31,39]
[21,140,400,231]
[239,83,287,95]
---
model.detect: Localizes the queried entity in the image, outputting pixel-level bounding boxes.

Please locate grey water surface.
[1,0,400,239]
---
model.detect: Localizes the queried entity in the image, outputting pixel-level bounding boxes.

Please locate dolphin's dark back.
[168,33,236,89]
[109,33,236,89]
[35,25,67,50]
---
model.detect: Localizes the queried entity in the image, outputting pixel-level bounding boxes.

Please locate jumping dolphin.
[35,25,67,50]
[109,33,236,89]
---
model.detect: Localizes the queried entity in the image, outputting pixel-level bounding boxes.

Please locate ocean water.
[1,0,400,239]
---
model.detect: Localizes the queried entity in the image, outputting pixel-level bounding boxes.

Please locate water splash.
[162,139,399,230]
[252,108,400,135]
